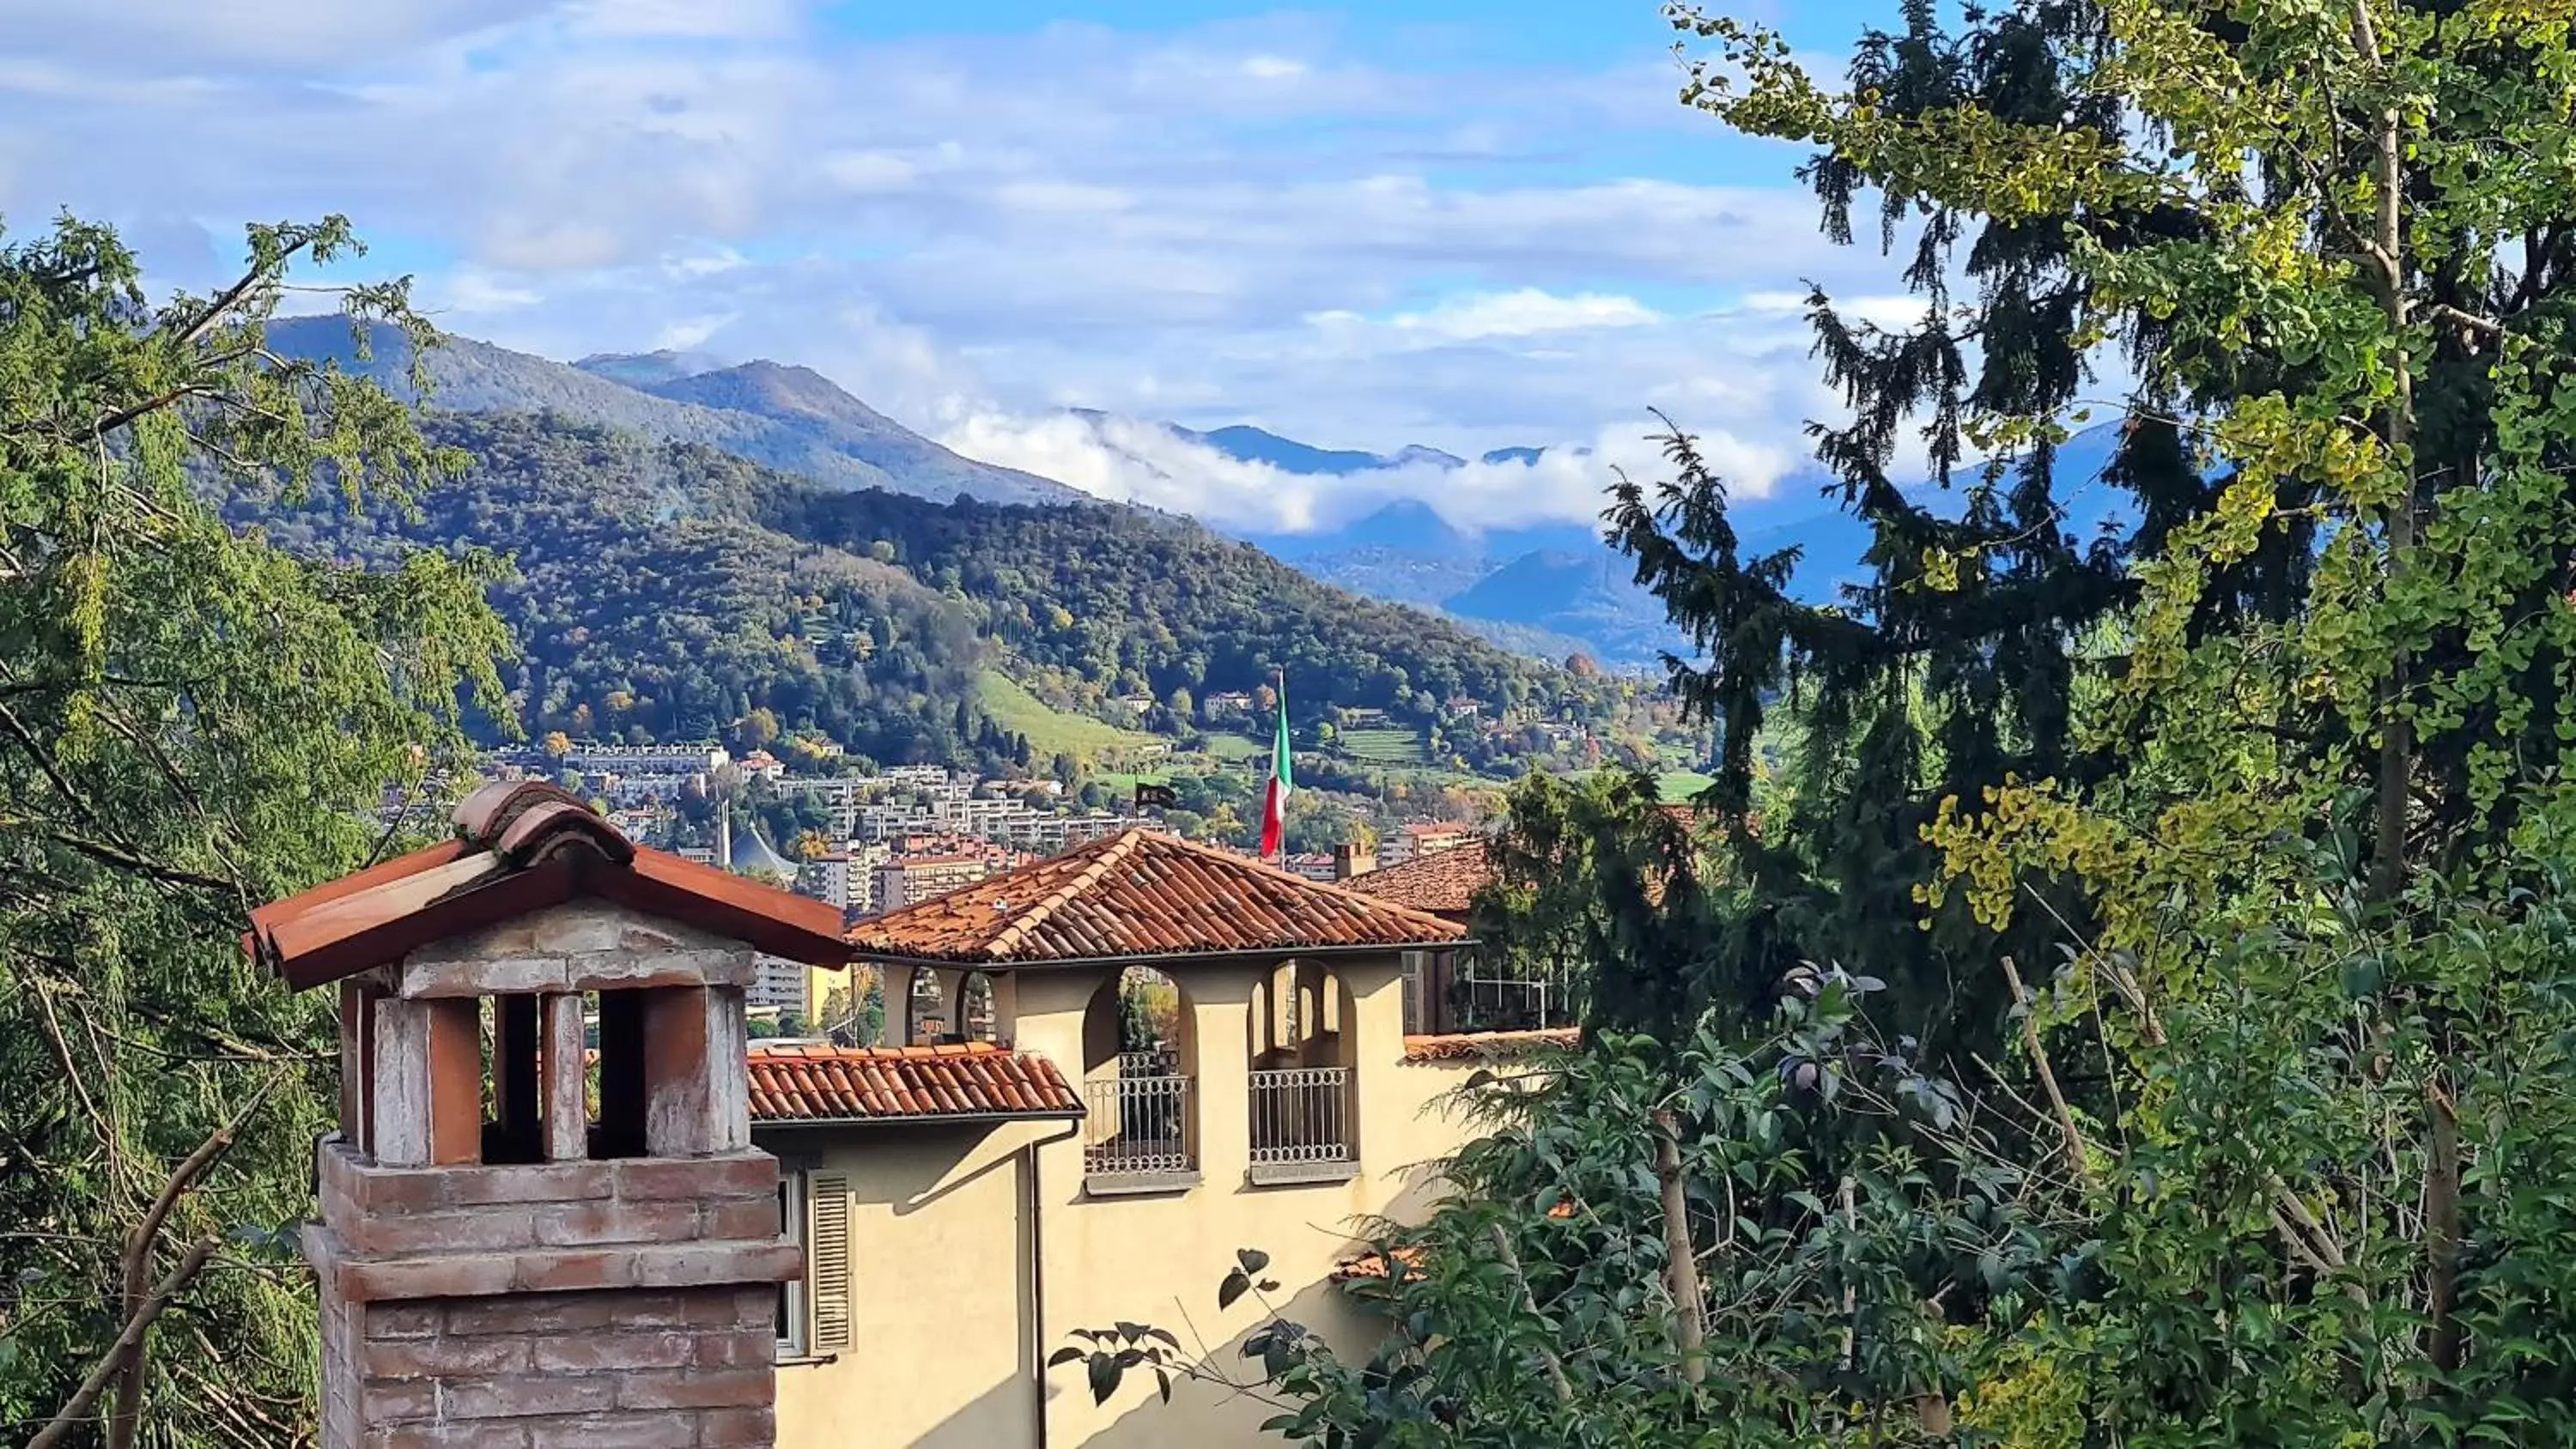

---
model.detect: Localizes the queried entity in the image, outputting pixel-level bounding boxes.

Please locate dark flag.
[1134,781,1180,810]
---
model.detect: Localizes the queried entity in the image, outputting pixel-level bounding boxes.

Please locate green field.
[975,670,1158,762]
[1572,767,1716,803]
[1201,731,1267,762]
[1658,770,1716,803]
[1340,727,1428,765]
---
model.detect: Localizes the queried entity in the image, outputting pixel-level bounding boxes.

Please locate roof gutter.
[843,938,1478,973]
[752,1107,1085,1131]
[1025,1118,1081,1449]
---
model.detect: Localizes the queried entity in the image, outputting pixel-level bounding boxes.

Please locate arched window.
[1247,961,1358,1184]
[1080,967,1196,1189]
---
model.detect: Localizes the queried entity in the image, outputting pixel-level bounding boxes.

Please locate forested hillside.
[761,482,1548,723]
[223,414,999,765]
[222,411,1587,765]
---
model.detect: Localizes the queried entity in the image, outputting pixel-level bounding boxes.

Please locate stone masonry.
[308,1143,798,1449]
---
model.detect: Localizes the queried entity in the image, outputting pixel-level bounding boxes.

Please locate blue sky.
[0,0,1930,531]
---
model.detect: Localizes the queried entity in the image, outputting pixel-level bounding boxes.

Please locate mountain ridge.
[275,318,1696,666]
[268,317,1082,506]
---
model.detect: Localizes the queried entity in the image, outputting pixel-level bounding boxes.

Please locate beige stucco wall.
[768,955,1498,1449]
[768,1119,1054,1449]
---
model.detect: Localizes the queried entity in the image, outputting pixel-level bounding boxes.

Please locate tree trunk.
[2350,0,2459,1372]
[2427,1079,2463,1373]
[1649,1108,1707,1386]
[2354,0,2417,907]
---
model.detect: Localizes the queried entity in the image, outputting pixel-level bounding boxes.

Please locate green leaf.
[1087,1352,1121,1405]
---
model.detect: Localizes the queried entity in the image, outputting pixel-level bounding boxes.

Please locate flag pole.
[1261,667,1291,865]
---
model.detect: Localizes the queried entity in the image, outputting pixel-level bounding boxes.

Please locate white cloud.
[480,219,626,272]
[437,267,544,313]
[1741,288,1930,330]
[560,0,805,39]
[0,1,1991,531]
[653,313,734,350]
[990,180,1133,215]
[938,403,1801,537]
[819,150,921,194]
[0,0,556,70]
[1314,288,1665,344]
[662,246,746,280]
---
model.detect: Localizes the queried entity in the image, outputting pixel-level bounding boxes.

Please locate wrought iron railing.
[1084,1074,1194,1177]
[1453,966,1579,1033]
[1120,1047,1178,1077]
[1248,1067,1353,1166]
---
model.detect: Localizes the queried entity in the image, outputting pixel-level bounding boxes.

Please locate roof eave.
[844,937,1477,972]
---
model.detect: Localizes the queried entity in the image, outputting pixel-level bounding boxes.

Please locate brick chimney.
[1332,840,1376,881]
[250,782,854,1449]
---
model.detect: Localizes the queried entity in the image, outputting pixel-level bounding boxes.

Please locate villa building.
[756,828,1541,1447]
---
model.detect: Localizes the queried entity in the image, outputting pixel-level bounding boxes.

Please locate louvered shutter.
[807,1173,853,1351]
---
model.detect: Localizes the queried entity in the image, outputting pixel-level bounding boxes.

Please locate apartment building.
[794,843,888,915]
[749,953,811,1018]
[871,852,997,912]
[554,741,728,776]
[1376,820,1479,866]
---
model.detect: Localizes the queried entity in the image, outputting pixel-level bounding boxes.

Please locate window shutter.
[807,1173,852,1351]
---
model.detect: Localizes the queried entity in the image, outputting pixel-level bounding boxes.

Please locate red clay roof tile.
[1347,846,1492,917]
[249,780,854,991]
[844,829,1467,966]
[245,839,469,938]
[1400,1028,1580,1062]
[746,1042,1082,1123]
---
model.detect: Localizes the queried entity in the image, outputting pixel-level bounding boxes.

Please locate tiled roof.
[845,829,1467,966]
[746,1042,1082,1123]
[248,780,855,991]
[1332,1204,1576,1282]
[1348,846,1492,917]
[1400,1028,1581,1062]
[1330,1244,1429,1283]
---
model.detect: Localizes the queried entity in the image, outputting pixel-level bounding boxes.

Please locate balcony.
[1084,1070,1197,1195]
[1247,1066,1357,1185]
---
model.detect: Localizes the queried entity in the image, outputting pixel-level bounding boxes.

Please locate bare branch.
[1650,1107,1709,1388]
[2428,302,2506,340]
[106,1075,284,1449]
[2002,955,2094,1188]
[27,1239,222,1449]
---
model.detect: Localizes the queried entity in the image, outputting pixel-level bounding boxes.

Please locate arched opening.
[1080,966,1196,1186]
[1248,960,1358,1183]
[906,970,950,1046]
[957,972,999,1044]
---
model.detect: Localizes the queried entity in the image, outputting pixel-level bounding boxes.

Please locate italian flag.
[1260,682,1292,859]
